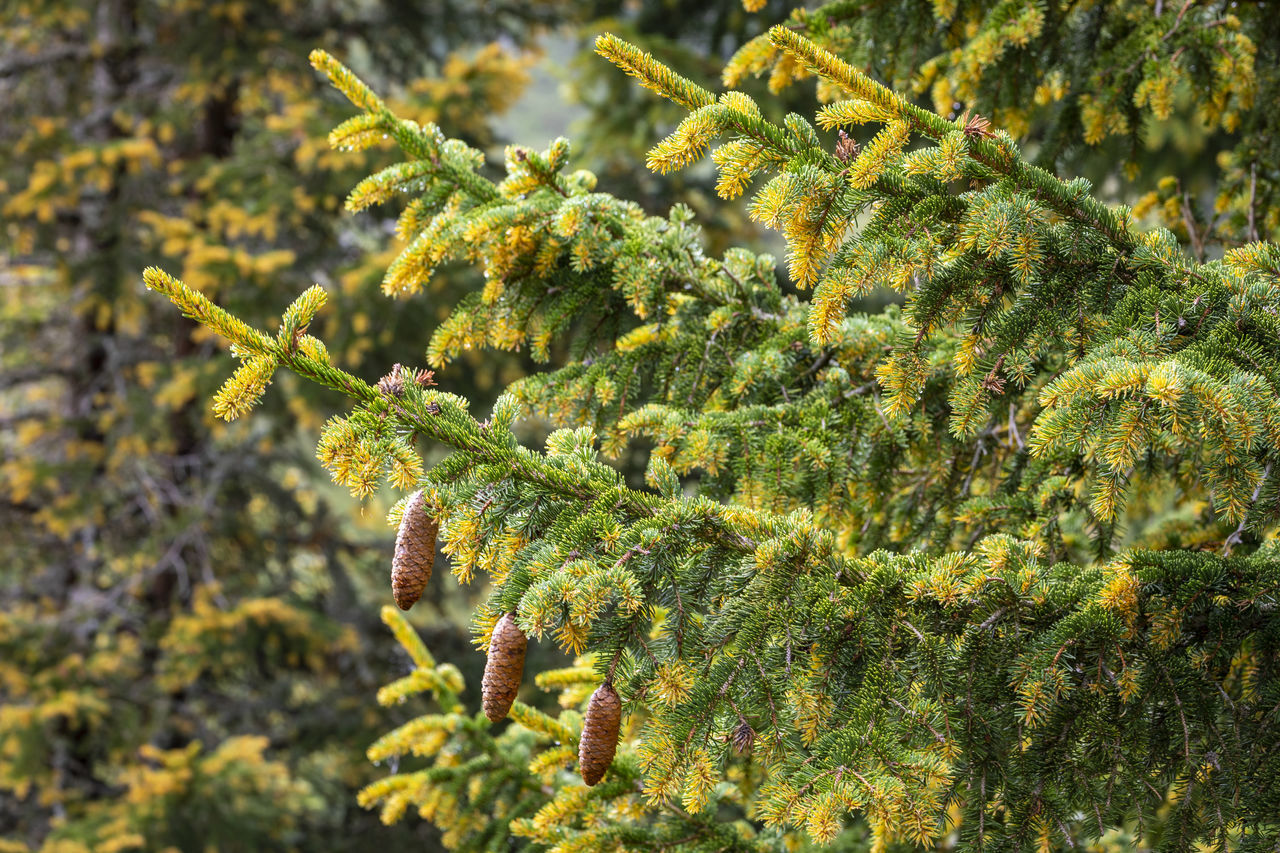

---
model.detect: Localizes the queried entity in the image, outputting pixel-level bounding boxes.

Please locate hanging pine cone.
[481,612,527,723]
[391,490,436,610]
[732,719,755,756]
[579,681,621,786]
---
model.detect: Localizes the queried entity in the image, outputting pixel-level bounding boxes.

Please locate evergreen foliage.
[141,2,1279,851]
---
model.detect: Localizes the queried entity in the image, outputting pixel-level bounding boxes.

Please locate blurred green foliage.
[0,1,543,849]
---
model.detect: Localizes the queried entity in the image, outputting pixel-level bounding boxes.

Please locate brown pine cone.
[732,720,755,756]
[391,490,436,610]
[579,681,621,786]
[481,612,527,723]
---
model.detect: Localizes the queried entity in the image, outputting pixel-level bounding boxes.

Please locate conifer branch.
[766,26,1138,253]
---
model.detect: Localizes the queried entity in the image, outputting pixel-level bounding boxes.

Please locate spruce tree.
[144,3,1280,850]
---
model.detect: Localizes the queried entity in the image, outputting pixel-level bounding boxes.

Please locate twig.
[1247,162,1259,243]
[1181,191,1205,262]
[1223,462,1270,554]
[1008,402,1023,450]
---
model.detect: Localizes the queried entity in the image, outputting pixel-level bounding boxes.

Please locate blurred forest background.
[3,0,1271,850]
[0,2,801,850]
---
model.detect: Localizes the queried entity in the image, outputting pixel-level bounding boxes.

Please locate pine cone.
[391,490,436,610]
[376,363,405,397]
[579,681,621,786]
[481,612,527,722]
[732,720,755,756]
[835,128,859,164]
